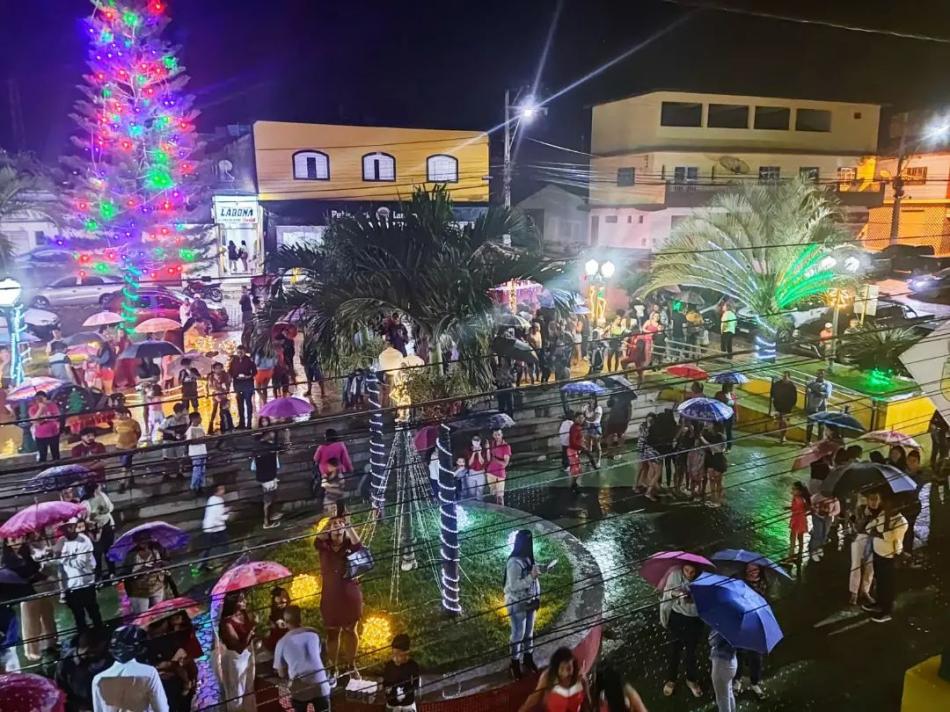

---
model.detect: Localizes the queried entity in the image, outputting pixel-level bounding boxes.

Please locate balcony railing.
[662,179,885,208]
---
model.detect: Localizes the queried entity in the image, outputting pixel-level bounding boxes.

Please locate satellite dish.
[718,156,751,175]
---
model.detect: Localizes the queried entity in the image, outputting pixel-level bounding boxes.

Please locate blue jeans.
[711,655,737,712]
[508,606,536,661]
[810,515,830,555]
[190,456,207,492]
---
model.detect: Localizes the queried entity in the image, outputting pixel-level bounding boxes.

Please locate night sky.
[4,0,950,166]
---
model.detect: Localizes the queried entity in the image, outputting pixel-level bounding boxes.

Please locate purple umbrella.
[258,396,314,419]
[25,464,95,494]
[639,550,716,589]
[108,521,189,562]
[0,501,86,539]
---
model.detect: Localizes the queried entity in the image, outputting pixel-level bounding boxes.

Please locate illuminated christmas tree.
[64,0,205,332]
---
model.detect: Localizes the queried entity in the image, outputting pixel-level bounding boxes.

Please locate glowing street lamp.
[584,259,615,324]
[503,89,547,209]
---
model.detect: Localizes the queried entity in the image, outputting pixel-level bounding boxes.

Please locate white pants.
[218,647,255,712]
[849,534,874,596]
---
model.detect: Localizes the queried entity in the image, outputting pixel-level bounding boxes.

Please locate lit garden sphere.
[600,261,616,279]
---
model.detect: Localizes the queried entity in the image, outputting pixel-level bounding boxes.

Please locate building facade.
[864,151,950,253]
[588,90,885,251]
[251,121,490,253]
[516,184,588,255]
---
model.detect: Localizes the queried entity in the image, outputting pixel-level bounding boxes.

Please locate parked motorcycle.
[183,276,223,302]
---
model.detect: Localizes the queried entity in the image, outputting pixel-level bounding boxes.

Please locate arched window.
[426,154,459,183]
[292,151,330,180]
[362,152,396,182]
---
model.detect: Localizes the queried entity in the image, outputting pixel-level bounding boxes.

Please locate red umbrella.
[861,430,922,449]
[667,365,709,381]
[0,501,86,539]
[413,425,440,453]
[211,561,292,596]
[790,440,839,471]
[639,551,715,589]
[0,673,65,712]
[134,596,202,628]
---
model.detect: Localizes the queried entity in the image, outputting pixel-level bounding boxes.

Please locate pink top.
[486,443,512,479]
[314,441,354,475]
[29,402,62,439]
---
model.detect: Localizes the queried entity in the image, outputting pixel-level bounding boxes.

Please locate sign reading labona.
[213,199,259,226]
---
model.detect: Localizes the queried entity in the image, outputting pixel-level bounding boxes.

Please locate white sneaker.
[750,684,766,700]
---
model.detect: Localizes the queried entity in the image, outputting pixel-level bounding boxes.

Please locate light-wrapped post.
[437,422,461,614]
[366,370,387,517]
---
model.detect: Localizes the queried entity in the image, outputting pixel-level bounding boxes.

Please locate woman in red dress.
[314,513,364,677]
[519,647,590,712]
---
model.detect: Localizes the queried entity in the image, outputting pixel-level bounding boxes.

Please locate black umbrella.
[49,384,101,416]
[807,411,865,435]
[25,464,96,494]
[598,373,638,397]
[450,410,516,431]
[820,462,918,497]
[492,335,538,365]
[495,313,531,329]
[119,340,183,360]
[65,331,107,347]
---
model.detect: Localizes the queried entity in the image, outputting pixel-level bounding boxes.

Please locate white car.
[30,275,125,308]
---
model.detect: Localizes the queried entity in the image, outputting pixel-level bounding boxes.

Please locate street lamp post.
[584,259,615,325]
[888,113,950,244]
[502,89,545,212]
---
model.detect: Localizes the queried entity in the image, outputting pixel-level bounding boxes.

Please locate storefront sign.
[213,199,259,226]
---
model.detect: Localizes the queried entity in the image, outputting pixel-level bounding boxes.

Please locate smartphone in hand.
[543,559,558,573]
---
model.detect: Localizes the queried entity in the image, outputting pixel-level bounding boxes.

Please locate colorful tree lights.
[65,0,205,331]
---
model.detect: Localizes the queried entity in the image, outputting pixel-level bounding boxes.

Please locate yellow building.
[588,91,884,250]
[253,121,489,202]
[251,121,490,248]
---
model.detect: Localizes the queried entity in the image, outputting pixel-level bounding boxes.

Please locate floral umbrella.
[639,550,715,588]
[25,464,95,494]
[860,429,922,449]
[0,673,65,712]
[6,377,64,402]
[211,561,292,597]
[133,596,202,628]
[0,501,86,539]
[108,521,189,562]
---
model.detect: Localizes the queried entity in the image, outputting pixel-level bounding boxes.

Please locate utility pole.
[888,112,908,245]
[503,88,512,210]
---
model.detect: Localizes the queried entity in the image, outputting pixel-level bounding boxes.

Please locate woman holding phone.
[504,529,556,679]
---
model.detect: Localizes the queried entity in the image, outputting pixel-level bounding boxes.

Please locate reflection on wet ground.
[511,435,950,711]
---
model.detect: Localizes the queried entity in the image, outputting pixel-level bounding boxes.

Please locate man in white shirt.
[274,605,332,712]
[558,414,574,473]
[199,484,229,572]
[92,625,168,712]
[862,492,909,624]
[55,520,102,631]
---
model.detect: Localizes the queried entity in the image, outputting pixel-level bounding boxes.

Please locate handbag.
[344,546,375,580]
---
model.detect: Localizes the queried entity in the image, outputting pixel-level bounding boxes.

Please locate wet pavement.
[507,434,950,711]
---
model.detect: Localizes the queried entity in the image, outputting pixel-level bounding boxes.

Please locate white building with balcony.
[588,90,884,251]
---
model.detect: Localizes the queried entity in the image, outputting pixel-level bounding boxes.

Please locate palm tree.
[259,186,563,388]
[838,324,921,374]
[644,178,849,332]
[0,152,60,273]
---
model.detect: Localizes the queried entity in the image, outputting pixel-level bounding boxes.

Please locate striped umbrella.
[6,377,64,402]
[676,397,734,422]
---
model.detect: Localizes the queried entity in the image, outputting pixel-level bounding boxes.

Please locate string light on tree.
[64,0,206,330]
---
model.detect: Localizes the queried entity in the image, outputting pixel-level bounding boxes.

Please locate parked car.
[30,274,125,308]
[878,244,938,275]
[907,267,950,301]
[101,288,229,331]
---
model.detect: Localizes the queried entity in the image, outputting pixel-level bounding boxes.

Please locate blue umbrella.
[807,410,865,434]
[710,549,792,581]
[690,573,784,654]
[710,371,749,385]
[676,397,734,422]
[820,462,918,497]
[561,380,607,396]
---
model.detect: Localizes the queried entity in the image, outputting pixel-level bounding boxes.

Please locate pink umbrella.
[133,596,202,628]
[66,343,98,359]
[211,561,292,596]
[639,551,715,589]
[0,501,86,539]
[6,376,64,402]
[861,429,922,450]
[82,310,123,327]
[0,673,65,712]
[259,396,314,419]
[135,317,182,333]
[790,440,840,471]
